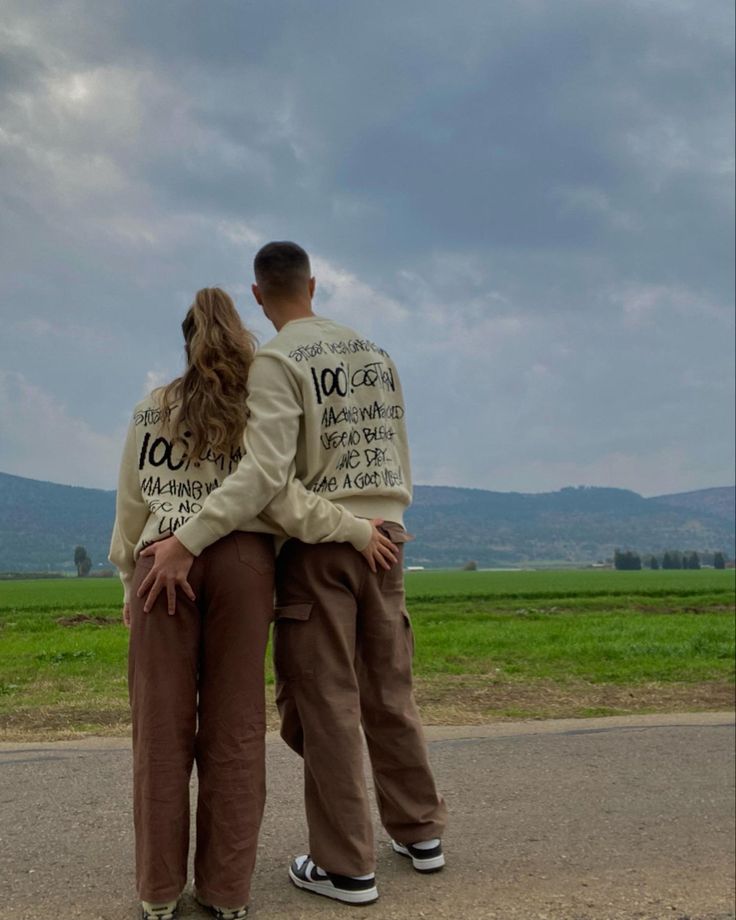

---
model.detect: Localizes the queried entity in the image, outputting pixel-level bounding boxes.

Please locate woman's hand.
[122,602,132,628]
[361,519,400,573]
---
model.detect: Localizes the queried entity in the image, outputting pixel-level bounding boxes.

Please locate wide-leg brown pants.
[128,531,274,907]
[273,529,447,877]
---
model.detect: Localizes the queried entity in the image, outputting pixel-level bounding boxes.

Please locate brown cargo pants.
[128,531,274,907]
[273,526,447,877]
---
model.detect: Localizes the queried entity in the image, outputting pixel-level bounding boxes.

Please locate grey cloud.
[0,0,733,493]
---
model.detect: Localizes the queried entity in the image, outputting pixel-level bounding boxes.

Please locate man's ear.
[308,276,316,298]
[251,283,263,305]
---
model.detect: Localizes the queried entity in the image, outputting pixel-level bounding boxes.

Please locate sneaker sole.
[288,867,379,905]
[193,890,248,918]
[141,905,178,920]
[391,841,446,873]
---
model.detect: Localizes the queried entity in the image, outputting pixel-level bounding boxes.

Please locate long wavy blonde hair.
[159,287,257,463]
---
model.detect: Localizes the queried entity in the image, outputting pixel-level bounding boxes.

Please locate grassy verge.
[0,570,733,739]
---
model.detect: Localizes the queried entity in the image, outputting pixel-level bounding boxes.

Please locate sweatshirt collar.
[280,314,324,329]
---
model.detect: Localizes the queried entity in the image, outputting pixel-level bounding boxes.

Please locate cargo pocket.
[273,603,314,681]
[379,523,414,544]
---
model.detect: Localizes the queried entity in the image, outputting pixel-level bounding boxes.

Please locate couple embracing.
[109,241,447,919]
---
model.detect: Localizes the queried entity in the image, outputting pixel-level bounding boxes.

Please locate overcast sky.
[0,0,733,496]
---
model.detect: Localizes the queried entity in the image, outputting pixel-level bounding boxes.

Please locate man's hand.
[361,519,400,573]
[137,536,196,615]
[122,602,132,628]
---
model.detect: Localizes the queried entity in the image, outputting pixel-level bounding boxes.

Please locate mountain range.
[0,471,733,572]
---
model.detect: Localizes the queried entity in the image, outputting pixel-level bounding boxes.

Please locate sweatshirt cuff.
[119,570,134,605]
[174,517,221,557]
[337,516,373,552]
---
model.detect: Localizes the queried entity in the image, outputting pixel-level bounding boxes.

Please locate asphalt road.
[0,712,734,920]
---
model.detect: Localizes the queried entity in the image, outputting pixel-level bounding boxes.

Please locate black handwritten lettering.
[352,471,381,489]
[362,425,395,443]
[138,432,187,472]
[358,401,404,422]
[141,477,204,500]
[134,406,173,426]
[310,365,349,405]
[158,515,189,534]
[289,341,325,362]
[351,361,396,393]
[364,447,390,468]
[336,449,361,471]
[320,429,362,450]
[321,402,404,429]
[324,337,390,358]
[312,475,338,494]
[321,405,360,427]
[382,468,404,487]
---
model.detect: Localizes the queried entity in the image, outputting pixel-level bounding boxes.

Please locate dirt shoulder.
[1,677,733,742]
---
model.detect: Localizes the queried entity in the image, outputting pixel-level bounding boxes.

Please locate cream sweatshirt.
[174,315,412,557]
[109,389,372,602]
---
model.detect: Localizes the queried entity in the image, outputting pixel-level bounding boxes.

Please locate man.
[140,242,447,905]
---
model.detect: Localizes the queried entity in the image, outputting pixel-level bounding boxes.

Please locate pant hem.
[310,853,376,878]
[138,886,184,904]
[195,884,250,909]
[387,822,446,845]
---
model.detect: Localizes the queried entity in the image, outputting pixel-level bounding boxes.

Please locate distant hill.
[0,472,116,574]
[649,486,735,522]
[0,471,733,572]
[403,484,735,568]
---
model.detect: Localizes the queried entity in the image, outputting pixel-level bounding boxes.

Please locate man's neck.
[270,301,315,331]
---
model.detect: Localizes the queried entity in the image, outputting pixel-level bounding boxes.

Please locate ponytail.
[159,288,257,463]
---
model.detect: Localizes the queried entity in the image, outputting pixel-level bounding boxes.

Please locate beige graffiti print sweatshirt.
[109,385,373,602]
[173,315,413,557]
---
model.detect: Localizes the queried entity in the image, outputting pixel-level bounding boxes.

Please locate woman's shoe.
[193,886,249,918]
[140,900,178,920]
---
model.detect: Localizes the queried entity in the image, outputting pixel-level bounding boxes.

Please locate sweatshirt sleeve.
[108,417,150,604]
[260,474,373,551]
[174,354,372,556]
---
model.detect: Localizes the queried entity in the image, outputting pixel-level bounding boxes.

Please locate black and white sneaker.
[391,838,445,873]
[288,855,378,905]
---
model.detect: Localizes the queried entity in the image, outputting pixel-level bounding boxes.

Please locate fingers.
[167,580,176,616]
[140,574,191,614]
[365,541,398,572]
[139,543,156,557]
[142,575,165,613]
[378,534,399,564]
[136,569,155,598]
[373,534,398,568]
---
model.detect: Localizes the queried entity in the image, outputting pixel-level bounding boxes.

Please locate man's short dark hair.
[253,241,311,297]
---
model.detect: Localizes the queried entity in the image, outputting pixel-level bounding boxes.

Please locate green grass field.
[405,567,735,599]
[0,569,733,737]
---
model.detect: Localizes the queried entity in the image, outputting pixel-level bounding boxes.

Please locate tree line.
[614,549,728,571]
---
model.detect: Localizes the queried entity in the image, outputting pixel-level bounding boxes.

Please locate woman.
[109,288,370,920]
